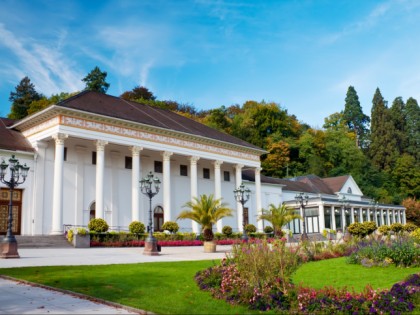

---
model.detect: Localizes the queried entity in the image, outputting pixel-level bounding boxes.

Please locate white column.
[162,151,173,222]
[393,209,397,224]
[51,133,68,235]
[402,210,406,224]
[32,141,48,235]
[386,209,391,225]
[341,207,346,230]
[214,160,223,232]
[373,209,378,225]
[189,156,200,233]
[131,146,143,222]
[75,145,86,226]
[380,208,384,226]
[366,208,371,222]
[331,206,336,230]
[318,203,325,232]
[350,207,355,224]
[397,210,402,223]
[235,164,244,232]
[110,150,121,226]
[255,167,263,232]
[95,140,108,219]
[359,208,364,223]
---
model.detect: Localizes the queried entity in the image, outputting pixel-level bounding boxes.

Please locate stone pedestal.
[73,235,90,248]
[1,240,20,259]
[143,238,159,256]
[203,241,216,253]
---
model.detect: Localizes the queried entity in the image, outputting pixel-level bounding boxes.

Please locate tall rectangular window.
[154,161,163,173]
[223,171,230,181]
[92,151,97,165]
[203,168,210,179]
[125,156,132,169]
[64,147,67,161]
[180,165,188,176]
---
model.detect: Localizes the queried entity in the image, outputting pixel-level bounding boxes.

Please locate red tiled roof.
[322,175,349,193]
[0,118,34,153]
[57,91,263,151]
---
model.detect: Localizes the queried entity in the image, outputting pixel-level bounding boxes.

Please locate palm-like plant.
[177,194,233,241]
[258,203,301,237]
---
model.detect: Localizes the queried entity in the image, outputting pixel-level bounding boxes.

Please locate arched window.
[347,187,352,194]
[89,202,96,221]
[154,206,164,232]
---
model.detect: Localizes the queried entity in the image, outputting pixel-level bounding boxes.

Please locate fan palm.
[177,194,233,241]
[258,203,301,237]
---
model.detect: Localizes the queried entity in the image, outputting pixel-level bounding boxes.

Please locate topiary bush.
[129,221,145,234]
[264,225,274,234]
[390,222,404,234]
[222,225,233,236]
[245,224,257,234]
[363,221,377,235]
[88,218,109,233]
[378,225,391,235]
[162,221,179,233]
[403,223,418,233]
[347,222,367,238]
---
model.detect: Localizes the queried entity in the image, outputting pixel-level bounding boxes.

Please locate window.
[92,152,96,165]
[64,147,67,161]
[203,168,210,179]
[347,187,352,194]
[154,161,163,173]
[125,156,132,169]
[223,171,230,181]
[154,206,164,232]
[180,165,188,176]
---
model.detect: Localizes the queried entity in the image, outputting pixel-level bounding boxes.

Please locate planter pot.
[73,234,90,248]
[203,241,216,253]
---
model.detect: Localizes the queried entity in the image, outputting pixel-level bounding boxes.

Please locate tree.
[258,203,301,237]
[82,66,110,93]
[390,97,407,155]
[402,198,420,226]
[27,92,77,115]
[342,86,370,148]
[177,194,233,241]
[201,106,231,132]
[261,139,290,178]
[8,76,42,119]
[120,86,156,101]
[369,88,398,171]
[404,97,420,161]
[392,154,420,198]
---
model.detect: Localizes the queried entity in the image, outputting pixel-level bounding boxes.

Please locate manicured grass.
[293,257,420,292]
[0,260,258,315]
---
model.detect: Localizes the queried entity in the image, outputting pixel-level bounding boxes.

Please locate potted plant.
[177,194,233,253]
[73,227,90,248]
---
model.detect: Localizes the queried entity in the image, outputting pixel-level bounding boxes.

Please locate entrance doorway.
[0,188,22,235]
[154,206,164,232]
[89,202,96,221]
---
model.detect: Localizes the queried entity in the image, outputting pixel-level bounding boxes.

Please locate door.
[154,206,164,232]
[0,188,22,235]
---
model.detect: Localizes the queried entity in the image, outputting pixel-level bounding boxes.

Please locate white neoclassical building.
[0,91,406,237]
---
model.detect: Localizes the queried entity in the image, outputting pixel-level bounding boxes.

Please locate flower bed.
[90,239,239,247]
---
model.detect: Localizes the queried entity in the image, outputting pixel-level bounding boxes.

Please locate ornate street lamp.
[295,192,309,241]
[140,171,161,256]
[0,155,29,259]
[234,183,251,242]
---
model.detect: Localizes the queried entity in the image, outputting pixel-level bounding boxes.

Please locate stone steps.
[10,235,72,248]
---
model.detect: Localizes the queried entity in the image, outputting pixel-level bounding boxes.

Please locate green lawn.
[293,257,420,292]
[1,258,419,314]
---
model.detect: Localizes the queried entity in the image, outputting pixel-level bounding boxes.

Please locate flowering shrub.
[391,222,404,234]
[347,221,377,238]
[411,228,420,243]
[404,223,418,233]
[379,225,391,235]
[244,224,257,233]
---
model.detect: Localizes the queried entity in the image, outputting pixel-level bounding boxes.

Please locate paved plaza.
[0,246,232,314]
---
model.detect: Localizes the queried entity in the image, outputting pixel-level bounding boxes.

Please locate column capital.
[52,133,68,145]
[162,151,173,160]
[235,164,244,171]
[213,160,223,168]
[95,140,108,151]
[130,146,143,156]
[255,167,262,175]
[189,156,200,164]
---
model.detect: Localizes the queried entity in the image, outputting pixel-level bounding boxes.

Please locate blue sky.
[1,0,420,127]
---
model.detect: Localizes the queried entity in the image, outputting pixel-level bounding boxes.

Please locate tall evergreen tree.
[390,97,407,155]
[342,86,370,148]
[82,66,110,93]
[369,88,398,171]
[8,76,42,119]
[404,97,420,162]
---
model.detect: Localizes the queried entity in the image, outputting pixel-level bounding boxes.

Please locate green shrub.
[378,225,391,235]
[162,221,179,233]
[390,223,404,234]
[88,218,109,233]
[347,222,367,238]
[403,223,418,233]
[411,228,420,243]
[245,224,257,233]
[264,225,274,234]
[363,221,377,235]
[129,221,145,234]
[222,225,233,236]
[77,227,88,236]
[67,229,74,242]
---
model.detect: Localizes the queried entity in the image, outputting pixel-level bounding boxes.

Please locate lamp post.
[234,183,251,242]
[295,192,309,241]
[0,155,29,259]
[140,171,161,256]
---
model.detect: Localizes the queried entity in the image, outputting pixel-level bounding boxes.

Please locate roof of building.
[55,91,263,151]
[242,170,350,195]
[0,118,34,153]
